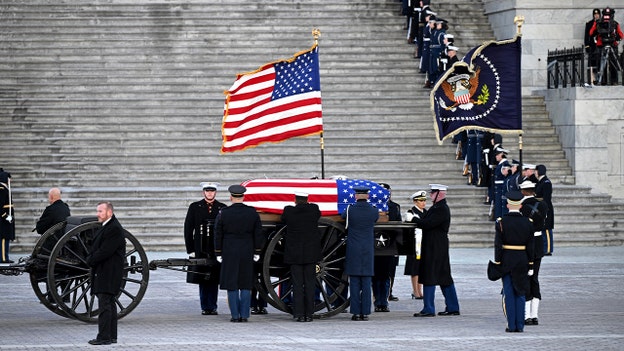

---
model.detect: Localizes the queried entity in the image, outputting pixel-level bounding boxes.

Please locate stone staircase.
[1,0,622,253]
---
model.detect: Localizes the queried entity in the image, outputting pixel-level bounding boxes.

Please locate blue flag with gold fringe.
[430,35,522,144]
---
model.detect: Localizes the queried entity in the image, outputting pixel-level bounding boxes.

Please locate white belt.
[423,38,431,41]
[534,231,542,237]
[495,180,504,184]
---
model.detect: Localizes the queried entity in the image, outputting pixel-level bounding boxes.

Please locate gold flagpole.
[514,16,524,165]
[312,28,325,179]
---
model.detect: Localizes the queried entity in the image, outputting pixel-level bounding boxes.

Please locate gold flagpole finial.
[514,16,525,35]
[312,28,321,45]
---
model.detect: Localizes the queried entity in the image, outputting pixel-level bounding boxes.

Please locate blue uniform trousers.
[421,283,460,314]
[502,274,525,331]
[199,281,219,311]
[349,275,372,316]
[227,289,251,320]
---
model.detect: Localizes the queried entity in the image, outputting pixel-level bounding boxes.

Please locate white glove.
[528,269,534,276]
[188,252,195,258]
[405,211,415,222]
[253,254,260,262]
[216,256,222,263]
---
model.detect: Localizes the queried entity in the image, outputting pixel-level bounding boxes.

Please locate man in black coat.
[372,183,400,311]
[86,202,126,345]
[413,184,460,317]
[184,182,227,316]
[494,191,535,333]
[0,168,15,263]
[214,185,264,322]
[281,192,321,322]
[36,187,71,235]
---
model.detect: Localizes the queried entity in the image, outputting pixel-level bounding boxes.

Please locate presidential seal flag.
[221,45,323,153]
[430,35,522,144]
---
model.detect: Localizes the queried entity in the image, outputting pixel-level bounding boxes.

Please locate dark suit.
[494,211,534,332]
[184,198,226,312]
[535,175,554,254]
[86,215,126,342]
[281,202,321,319]
[214,202,263,320]
[341,199,379,316]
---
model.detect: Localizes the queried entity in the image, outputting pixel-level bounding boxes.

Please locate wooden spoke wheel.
[28,221,72,318]
[45,221,149,323]
[258,217,349,319]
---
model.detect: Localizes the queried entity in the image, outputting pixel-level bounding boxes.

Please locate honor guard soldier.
[0,168,15,263]
[493,191,535,333]
[535,165,554,255]
[519,180,548,326]
[184,182,227,316]
[493,147,510,220]
[214,185,264,322]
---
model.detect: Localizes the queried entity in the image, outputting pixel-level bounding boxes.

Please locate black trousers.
[96,293,117,341]
[290,263,316,318]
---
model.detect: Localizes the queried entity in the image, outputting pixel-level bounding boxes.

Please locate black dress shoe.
[296,316,306,322]
[250,307,259,314]
[88,339,111,345]
[360,314,369,321]
[202,310,218,315]
[505,328,513,332]
[524,318,534,325]
[351,314,360,321]
[305,316,313,322]
[388,295,399,301]
[437,311,460,316]
[413,312,435,317]
[258,307,268,314]
[239,318,248,322]
[111,339,117,344]
[230,318,239,322]
[532,318,538,325]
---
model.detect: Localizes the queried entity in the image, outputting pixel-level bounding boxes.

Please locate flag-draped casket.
[240,178,389,216]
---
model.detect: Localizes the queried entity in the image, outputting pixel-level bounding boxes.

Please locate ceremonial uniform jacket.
[341,199,379,277]
[520,196,548,259]
[36,199,71,234]
[535,175,554,229]
[184,198,226,283]
[414,198,453,286]
[86,215,126,295]
[494,211,534,295]
[214,203,263,290]
[0,170,14,241]
[281,202,321,265]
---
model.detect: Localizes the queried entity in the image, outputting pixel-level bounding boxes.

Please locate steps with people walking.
[1,0,622,252]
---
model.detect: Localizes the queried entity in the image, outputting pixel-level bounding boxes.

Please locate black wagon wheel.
[46,221,149,323]
[28,220,72,318]
[259,217,349,319]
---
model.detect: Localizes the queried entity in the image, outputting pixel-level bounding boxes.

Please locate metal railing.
[547,46,623,88]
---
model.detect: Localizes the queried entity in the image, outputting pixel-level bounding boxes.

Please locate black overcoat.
[535,176,554,229]
[414,199,453,286]
[281,202,321,265]
[86,215,126,295]
[214,203,263,290]
[184,199,226,283]
[0,171,15,241]
[36,200,71,234]
[494,212,535,295]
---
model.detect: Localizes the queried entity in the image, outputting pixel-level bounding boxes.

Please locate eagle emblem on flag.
[439,66,482,111]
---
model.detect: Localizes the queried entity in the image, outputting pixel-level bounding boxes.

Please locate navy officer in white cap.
[214,184,264,322]
[184,182,227,316]
[412,184,461,317]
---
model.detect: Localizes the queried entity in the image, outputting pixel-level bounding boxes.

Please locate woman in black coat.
[281,193,321,322]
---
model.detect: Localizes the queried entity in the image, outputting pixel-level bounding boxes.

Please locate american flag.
[240,178,389,216]
[221,45,323,153]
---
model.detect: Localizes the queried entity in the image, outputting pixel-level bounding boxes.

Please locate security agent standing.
[493,191,535,333]
[413,184,460,317]
[214,185,264,322]
[86,202,126,345]
[519,180,548,326]
[535,165,554,255]
[341,185,379,321]
[372,183,400,310]
[184,182,227,316]
[0,168,15,263]
[281,192,321,322]
[584,9,602,84]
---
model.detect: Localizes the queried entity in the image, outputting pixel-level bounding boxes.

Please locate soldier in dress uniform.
[0,168,15,263]
[281,192,321,322]
[214,185,264,322]
[412,184,461,317]
[341,185,379,321]
[519,180,548,326]
[493,191,535,333]
[493,147,510,220]
[535,165,554,256]
[184,182,227,316]
[428,19,448,86]
[421,14,436,83]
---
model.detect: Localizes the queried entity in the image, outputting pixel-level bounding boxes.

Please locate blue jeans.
[421,283,460,314]
[227,289,251,319]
